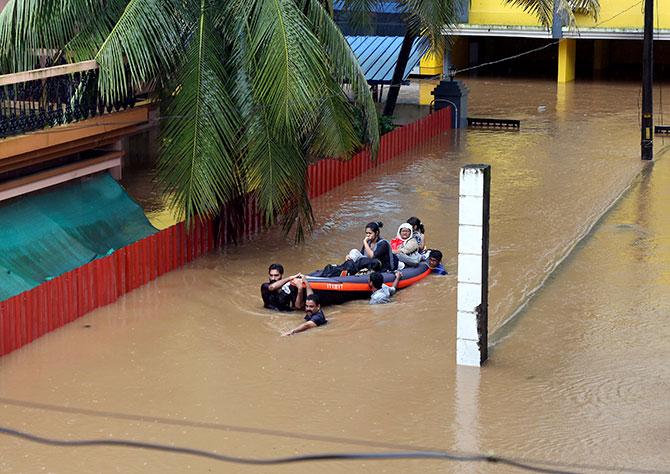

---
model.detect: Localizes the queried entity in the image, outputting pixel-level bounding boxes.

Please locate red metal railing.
[0,107,451,357]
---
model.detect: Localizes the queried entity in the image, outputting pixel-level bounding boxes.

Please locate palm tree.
[338,0,599,117]
[0,0,379,239]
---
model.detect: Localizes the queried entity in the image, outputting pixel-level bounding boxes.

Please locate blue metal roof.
[346,36,429,85]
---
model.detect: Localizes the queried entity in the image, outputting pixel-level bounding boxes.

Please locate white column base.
[456,339,483,367]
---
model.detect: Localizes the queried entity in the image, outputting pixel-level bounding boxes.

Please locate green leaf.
[158,1,240,223]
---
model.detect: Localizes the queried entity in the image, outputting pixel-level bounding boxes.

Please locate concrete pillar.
[457,164,490,367]
[557,39,576,83]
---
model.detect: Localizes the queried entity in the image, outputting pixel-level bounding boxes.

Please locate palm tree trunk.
[382,32,415,117]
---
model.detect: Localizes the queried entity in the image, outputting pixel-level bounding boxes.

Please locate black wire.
[0,425,585,473]
[1,397,666,474]
[3,424,669,473]
[453,41,560,76]
[591,1,643,28]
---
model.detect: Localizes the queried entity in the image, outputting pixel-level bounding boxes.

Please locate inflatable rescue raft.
[305,263,431,305]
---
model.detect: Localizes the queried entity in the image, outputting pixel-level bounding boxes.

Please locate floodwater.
[1,78,669,473]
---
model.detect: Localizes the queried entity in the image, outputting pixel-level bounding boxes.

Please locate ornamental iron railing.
[0,61,137,140]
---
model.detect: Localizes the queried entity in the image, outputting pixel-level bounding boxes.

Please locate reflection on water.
[1,78,668,473]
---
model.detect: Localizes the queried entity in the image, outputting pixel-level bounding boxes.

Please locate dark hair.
[407,217,425,234]
[365,221,383,236]
[369,272,384,290]
[268,263,284,274]
[429,250,443,262]
[369,259,382,272]
[306,294,320,305]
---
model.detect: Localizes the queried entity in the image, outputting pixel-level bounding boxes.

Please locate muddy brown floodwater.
[1,78,669,473]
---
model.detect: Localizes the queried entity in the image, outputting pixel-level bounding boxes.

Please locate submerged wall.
[0,107,452,357]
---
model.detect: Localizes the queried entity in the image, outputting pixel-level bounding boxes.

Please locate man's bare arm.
[268,273,300,292]
[282,321,317,336]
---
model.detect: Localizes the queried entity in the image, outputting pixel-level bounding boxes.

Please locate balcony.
[0,61,154,200]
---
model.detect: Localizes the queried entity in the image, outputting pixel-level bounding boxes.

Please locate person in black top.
[282,289,327,336]
[260,263,304,311]
[346,221,397,272]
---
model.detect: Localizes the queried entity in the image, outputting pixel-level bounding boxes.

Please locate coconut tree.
[0,0,379,239]
[337,0,600,117]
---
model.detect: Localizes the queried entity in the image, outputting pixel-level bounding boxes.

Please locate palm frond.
[503,0,598,28]
[503,0,553,26]
[242,109,313,232]
[62,1,128,63]
[158,2,241,222]
[563,0,599,26]
[399,0,455,48]
[94,0,186,103]
[569,0,599,18]
[335,0,381,34]
[303,0,379,154]
[304,76,361,159]
[241,0,329,137]
[0,0,115,72]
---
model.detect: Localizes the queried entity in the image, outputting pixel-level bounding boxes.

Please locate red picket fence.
[0,107,451,357]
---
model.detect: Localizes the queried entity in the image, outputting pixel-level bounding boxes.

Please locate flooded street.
[1,78,668,473]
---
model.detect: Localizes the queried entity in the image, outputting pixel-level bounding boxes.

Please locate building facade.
[419,0,670,83]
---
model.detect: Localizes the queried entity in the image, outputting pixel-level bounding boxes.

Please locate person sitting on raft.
[369,271,402,304]
[407,217,426,253]
[427,250,447,275]
[261,263,305,311]
[347,222,398,273]
[390,223,421,267]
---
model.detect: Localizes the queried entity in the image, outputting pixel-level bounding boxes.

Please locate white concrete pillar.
[457,164,490,366]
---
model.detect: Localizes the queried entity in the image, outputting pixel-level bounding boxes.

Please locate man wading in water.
[282,280,327,336]
[260,263,304,311]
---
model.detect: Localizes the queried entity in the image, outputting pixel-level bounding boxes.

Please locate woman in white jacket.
[391,223,421,267]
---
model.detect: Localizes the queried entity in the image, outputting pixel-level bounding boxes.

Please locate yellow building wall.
[574,0,665,28]
[419,49,443,75]
[468,0,543,26]
[468,0,670,29]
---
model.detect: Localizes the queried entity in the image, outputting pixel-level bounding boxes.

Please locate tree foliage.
[503,0,599,28]
[0,0,379,238]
